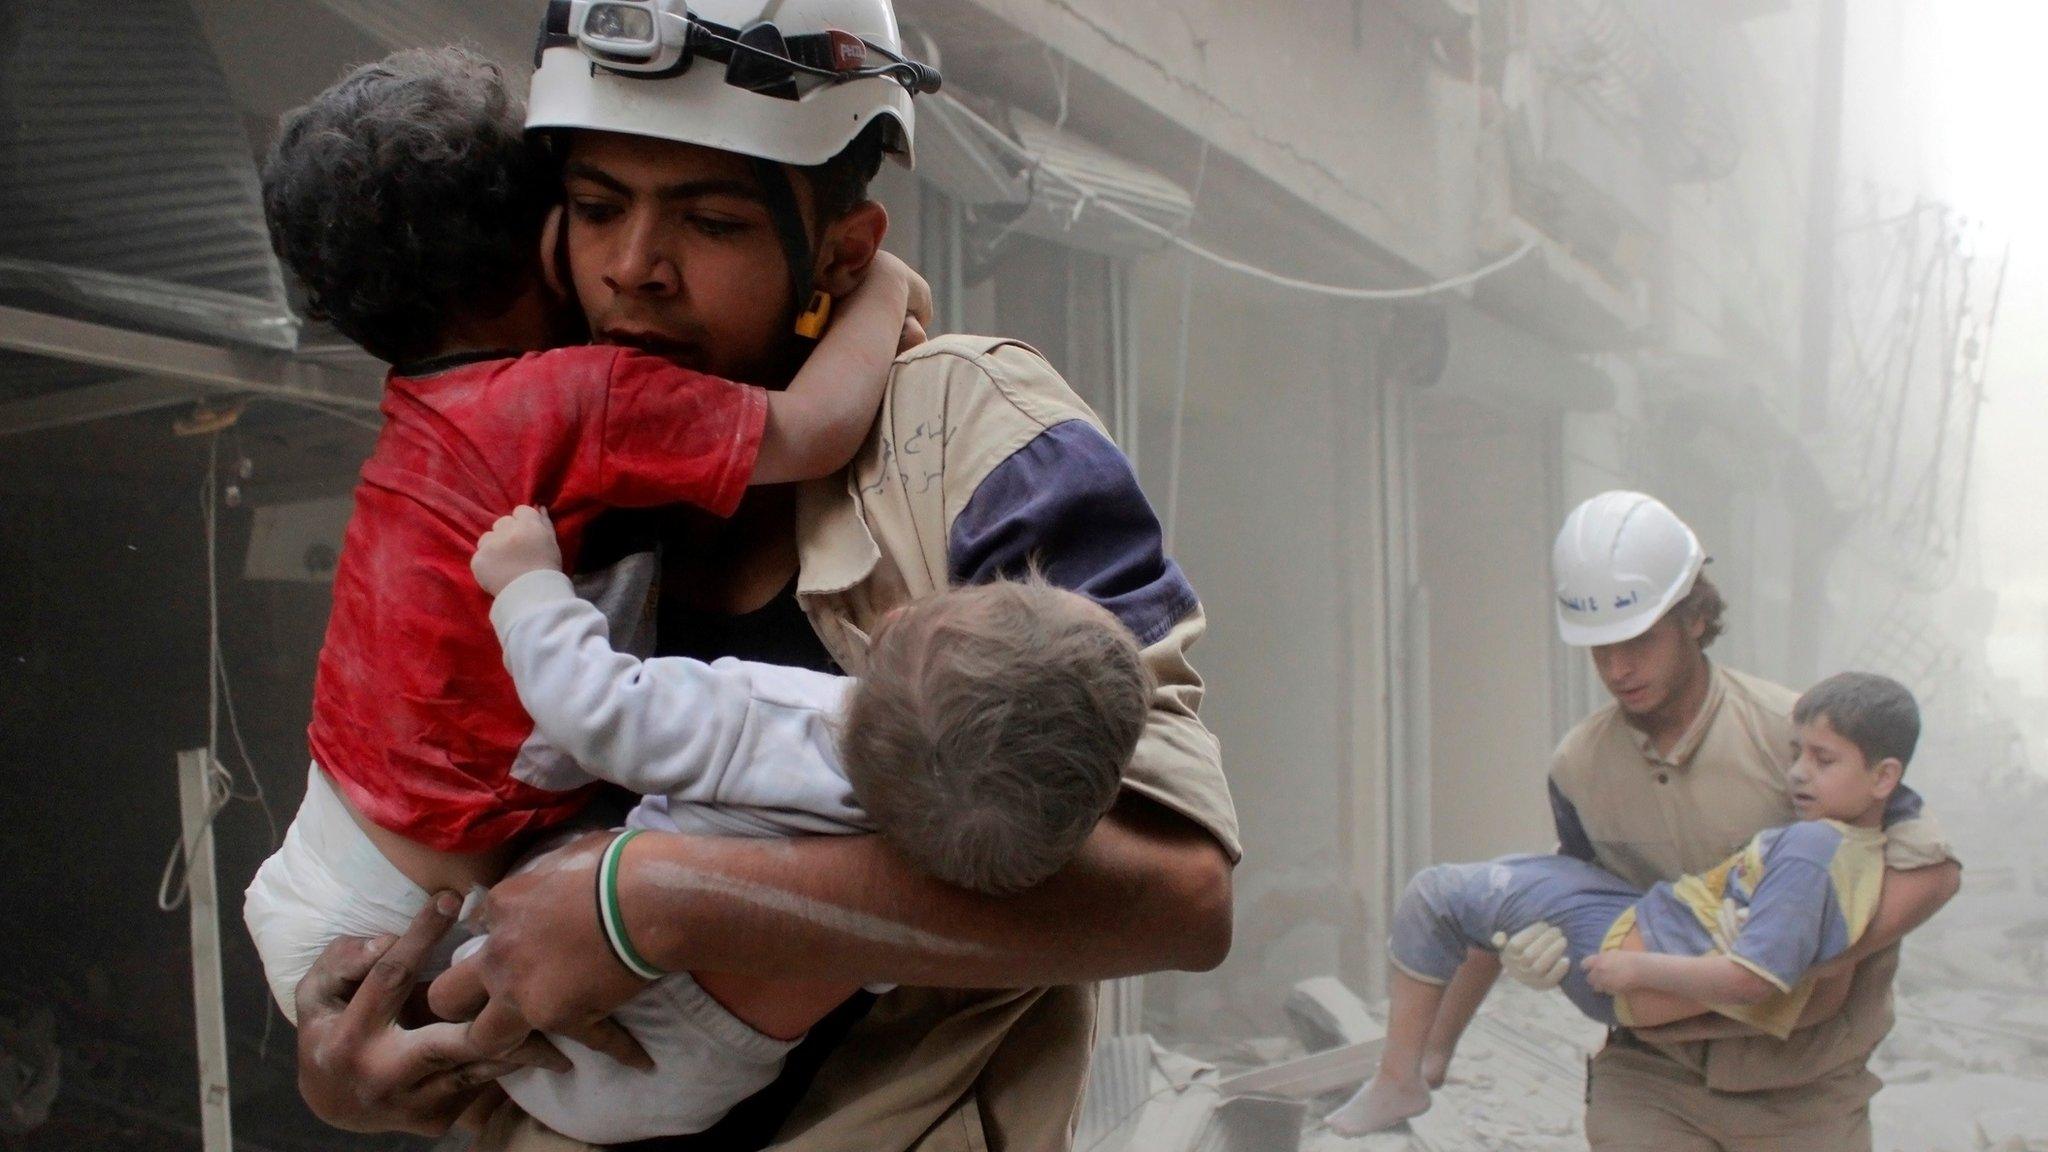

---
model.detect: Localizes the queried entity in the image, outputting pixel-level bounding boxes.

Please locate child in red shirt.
[242,46,922,1019]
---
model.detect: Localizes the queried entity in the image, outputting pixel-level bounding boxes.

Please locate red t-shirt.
[308,346,768,852]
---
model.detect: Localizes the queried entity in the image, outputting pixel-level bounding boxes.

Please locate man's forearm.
[1823,861,1959,972]
[619,796,1233,986]
[1631,1013,1759,1043]
[1630,963,1858,1043]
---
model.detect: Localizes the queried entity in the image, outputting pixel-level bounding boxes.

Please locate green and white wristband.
[596,830,667,982]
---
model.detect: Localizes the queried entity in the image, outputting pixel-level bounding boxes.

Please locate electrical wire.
[938,94,1541,301]
[156,434,283,912]
[157,436,233,913]
[1163,251,1195,552]
[1161,139,1212,552]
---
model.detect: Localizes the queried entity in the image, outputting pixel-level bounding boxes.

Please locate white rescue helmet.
[1551,491,1707,648]
[525,0,932,168]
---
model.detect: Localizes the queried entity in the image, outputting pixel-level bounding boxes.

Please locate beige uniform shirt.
[765,335,1237,1150]
[1550,663,1954,1093]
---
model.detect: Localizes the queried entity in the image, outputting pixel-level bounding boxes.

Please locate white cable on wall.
[157,433,281,914]
[941,96,1540,301]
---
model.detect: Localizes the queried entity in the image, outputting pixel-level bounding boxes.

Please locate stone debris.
[1287,977,1383,1051]
[1076,1034,1307,1152]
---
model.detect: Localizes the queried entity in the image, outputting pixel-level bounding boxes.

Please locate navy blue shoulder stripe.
[947,420,1198,646]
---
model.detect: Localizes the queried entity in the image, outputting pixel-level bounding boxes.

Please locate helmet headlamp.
[543,0,940,95]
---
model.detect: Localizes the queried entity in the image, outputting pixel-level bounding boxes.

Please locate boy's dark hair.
[1794,672,1921,771]
[262,47,556,364]
[840,579,1151,895]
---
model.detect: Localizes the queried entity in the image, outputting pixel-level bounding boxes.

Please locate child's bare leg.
[1325,969,1441,1135]
[692,971,862,1041]
[1420,948,1499,1087]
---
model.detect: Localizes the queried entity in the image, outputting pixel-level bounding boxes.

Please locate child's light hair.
[840,578,1152,895]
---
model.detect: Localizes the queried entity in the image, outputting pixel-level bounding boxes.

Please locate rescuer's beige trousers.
[1585,1035,1877,1152]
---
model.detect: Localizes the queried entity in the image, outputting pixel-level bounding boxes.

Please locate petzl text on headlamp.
[545,0,941,95]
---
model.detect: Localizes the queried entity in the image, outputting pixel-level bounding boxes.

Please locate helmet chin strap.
[751,156,822,341]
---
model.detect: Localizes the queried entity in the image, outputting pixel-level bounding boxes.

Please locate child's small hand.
[898,315,928,354]
[472,505,563,596]
[864,250,932,329]
[1581,950,1639,995]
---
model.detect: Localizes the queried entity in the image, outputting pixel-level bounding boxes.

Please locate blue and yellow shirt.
[1606,819,1887,1038]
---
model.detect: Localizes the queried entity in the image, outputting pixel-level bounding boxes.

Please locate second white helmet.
[1552,491,1706,648]
[526,0,931,167]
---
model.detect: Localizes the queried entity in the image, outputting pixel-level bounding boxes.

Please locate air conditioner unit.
[244,495,352,583]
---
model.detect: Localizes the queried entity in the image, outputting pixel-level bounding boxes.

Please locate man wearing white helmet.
[288,3,1237,1149]
[1465,492,1959,1150]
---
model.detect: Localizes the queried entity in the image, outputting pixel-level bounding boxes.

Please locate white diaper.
[243,765,437,1023]
[248,771,802,1142]
[488,960,801,1145]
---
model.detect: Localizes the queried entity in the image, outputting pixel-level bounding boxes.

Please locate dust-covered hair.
[1794,672,1921,771]
[840,579,1152,895]
[1673,571,1726,650]
[261,47,555,364]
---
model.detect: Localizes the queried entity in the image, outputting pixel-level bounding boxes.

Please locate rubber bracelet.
[597,830,666,981]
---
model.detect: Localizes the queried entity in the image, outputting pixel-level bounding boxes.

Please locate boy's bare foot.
[1325,1074,1432,1136]
[1420,1049,1451,1090]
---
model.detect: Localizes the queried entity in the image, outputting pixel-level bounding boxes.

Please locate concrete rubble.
[1096,978,1601,1152]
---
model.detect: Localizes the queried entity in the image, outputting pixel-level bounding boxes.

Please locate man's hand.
[294,892,570,1136]
[472,506,562,597]
[428,832,654,1072]
[1493,922,1569,989]
[1580,950,1642,996]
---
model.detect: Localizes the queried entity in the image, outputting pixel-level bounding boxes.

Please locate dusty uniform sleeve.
[1879,784,1958,870]
[947,418,1239,860]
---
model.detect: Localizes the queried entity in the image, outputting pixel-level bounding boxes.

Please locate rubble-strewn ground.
[1293,981,1600,1152]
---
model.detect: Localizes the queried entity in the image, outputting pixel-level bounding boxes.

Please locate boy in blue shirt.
[1329,671,1924,1135]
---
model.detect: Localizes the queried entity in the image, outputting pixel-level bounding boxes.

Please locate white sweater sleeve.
[489,570,865,827]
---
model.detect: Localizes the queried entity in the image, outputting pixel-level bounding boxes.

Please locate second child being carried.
[1329,671,1926,1136]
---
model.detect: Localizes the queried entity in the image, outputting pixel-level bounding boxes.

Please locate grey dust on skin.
[636,857,997,959]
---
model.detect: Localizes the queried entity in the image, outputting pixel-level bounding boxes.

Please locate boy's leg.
[1327,862,1504,1136]
[1324,968,1442,1135]
[1421,948,1500,1086]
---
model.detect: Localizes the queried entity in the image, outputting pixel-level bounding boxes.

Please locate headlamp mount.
[537,0,941,95]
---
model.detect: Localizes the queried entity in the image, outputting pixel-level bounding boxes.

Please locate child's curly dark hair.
[261,47,556,365]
